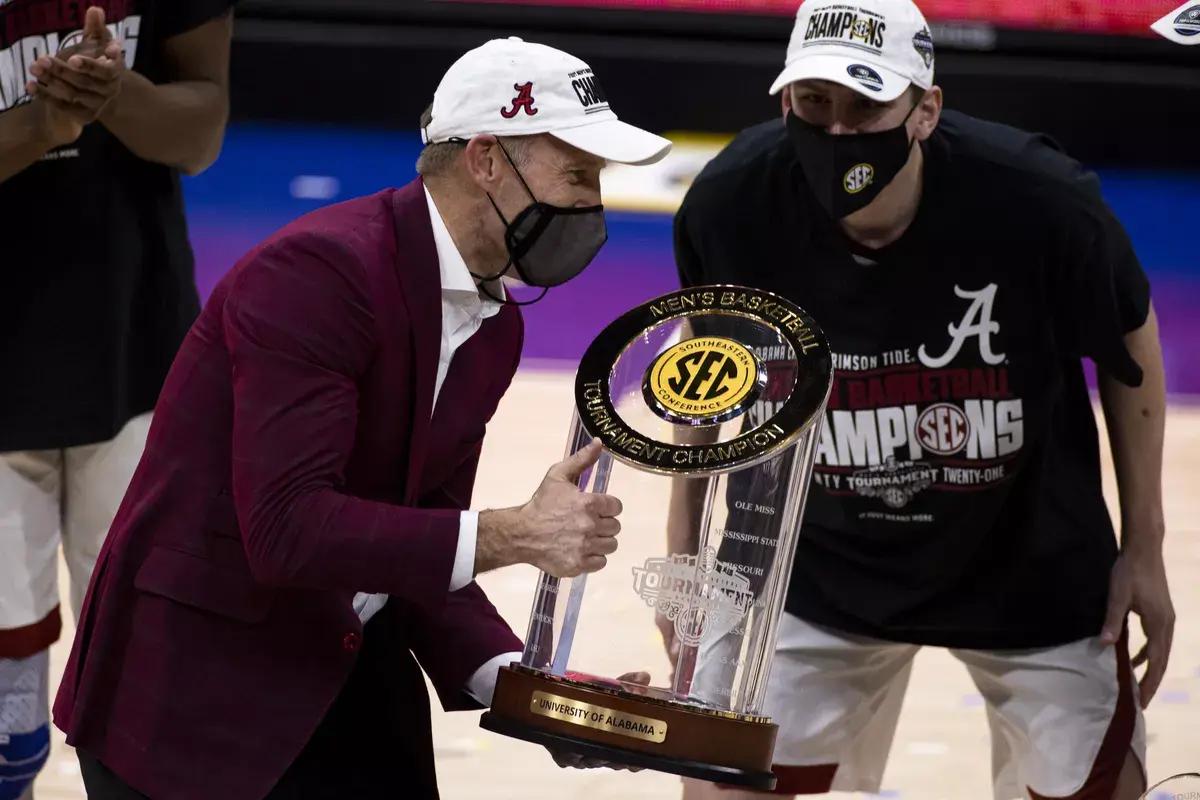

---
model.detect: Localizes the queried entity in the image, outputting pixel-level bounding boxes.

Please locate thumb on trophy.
[550,437,605,483]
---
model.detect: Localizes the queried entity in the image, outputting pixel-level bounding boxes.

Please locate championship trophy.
[480,285,833,789]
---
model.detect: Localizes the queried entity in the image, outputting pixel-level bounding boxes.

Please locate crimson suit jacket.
[53,178,525,800]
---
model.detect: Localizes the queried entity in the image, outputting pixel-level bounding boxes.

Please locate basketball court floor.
[30,126,1200,799]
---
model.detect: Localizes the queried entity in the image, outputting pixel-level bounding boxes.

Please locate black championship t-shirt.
[676,110,1151,649]
[0,0,233,451]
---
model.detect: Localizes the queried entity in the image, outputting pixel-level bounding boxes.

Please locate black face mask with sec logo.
[785,98,919,220]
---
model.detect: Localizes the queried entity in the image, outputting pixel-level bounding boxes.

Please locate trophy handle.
[550,434,614,675]
[522,410,615,676]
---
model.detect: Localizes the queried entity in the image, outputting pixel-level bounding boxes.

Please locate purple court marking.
[1157,690,1190,705]
[961,694,985,707]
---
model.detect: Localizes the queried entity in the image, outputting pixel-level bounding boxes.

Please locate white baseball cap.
[769,0,936,102]
[422,37,672,166]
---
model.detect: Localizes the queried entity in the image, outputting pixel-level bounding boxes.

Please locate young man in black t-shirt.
[0,2,233,795]
[669,0,1173,797]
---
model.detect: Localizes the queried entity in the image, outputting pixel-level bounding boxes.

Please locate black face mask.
[474,142,608,306]
[785,102,918,219]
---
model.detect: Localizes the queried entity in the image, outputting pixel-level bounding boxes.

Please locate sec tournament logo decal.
[644,337,762,424]
[846,63,884,92]
[1173,4,1200,35]
[1151,1,1200,43]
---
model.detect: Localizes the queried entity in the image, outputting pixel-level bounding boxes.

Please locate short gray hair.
[414,104,535,178]
[415,142,467,178]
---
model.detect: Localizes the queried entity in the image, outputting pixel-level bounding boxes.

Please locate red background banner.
[455,0,1168,36]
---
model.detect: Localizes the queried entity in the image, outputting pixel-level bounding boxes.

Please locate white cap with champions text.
[422,37,672,166]
[769,0,936,102]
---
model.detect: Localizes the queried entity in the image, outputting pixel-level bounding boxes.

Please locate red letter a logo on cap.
[500,82,538,119]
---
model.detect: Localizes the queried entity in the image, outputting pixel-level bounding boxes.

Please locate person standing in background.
[0,3,235,797]
[670,0,1171,796]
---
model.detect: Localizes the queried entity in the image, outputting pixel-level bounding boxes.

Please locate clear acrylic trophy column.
[481,286,832,789]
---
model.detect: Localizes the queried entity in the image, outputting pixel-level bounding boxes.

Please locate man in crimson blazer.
[53,37,671,800]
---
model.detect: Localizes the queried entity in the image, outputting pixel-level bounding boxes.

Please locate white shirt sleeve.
[448,510,479,592]
[465,650,524,706]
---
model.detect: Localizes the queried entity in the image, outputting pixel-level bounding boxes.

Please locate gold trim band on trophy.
[574,285,833,477]
[530,691,668,743]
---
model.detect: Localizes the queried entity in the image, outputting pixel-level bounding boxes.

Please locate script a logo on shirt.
[918,284,1006,368]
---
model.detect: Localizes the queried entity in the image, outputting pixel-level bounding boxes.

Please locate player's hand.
[57,6,117,61]
[1100,543,1175,708]
[27,95,89,147]
[32,49,125,103]
[26,8,124,124]
[548,749,642,771]
[27,50,124,121]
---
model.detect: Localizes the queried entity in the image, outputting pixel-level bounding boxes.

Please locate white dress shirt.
[350,187,521,705]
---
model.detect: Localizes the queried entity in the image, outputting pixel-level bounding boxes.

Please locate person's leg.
[680,614,919,799]
[61,413,151,621]
[0,652,50,800]
[76,750,151,799]
[1111,750,1146,800]
[266,612,438,800]
[954,625,1146,800]
[0,450,63,800]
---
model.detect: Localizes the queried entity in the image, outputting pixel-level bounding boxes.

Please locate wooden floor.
[36,369,1200,799]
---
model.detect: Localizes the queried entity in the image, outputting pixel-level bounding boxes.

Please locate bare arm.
[1098,305,1166,549]
[0,100,86,183]
[29,7,229,175]
[0,105,55,183]
[1097,304,1175,708]
[97,11,232,175]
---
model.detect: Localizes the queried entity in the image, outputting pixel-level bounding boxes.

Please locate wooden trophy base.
[481,665,777,790]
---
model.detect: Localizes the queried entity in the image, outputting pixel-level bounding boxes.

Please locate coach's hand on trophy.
[476,438,623,578]
[547,671,649,772]
[549,748,645,772]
